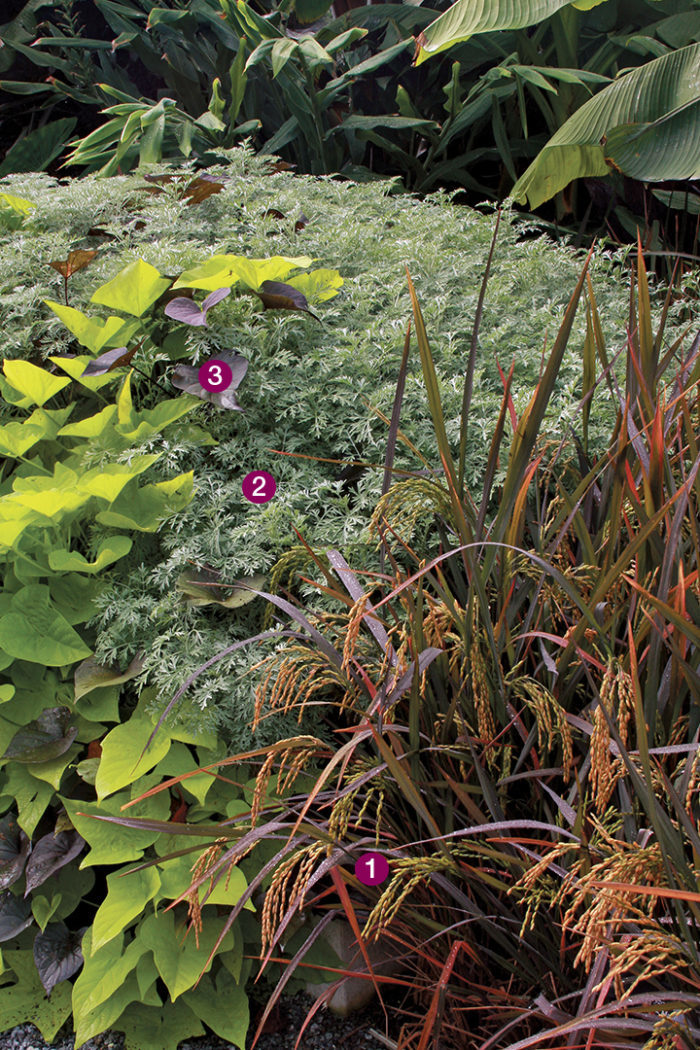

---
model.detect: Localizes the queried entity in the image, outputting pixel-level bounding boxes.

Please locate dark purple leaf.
[2,707,77,764]
[24,829,86,896]
[0,891,33,941]
[256,280,319,320]
[81,346,137,377]
[295,213,309,231]
[86,227,116,241]
[33,921,88,996]
[171,352,248,411]
[0,815,30,890]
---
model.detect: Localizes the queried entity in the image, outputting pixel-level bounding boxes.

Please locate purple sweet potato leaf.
[171,352,248,411]
[164,298,207,327]
[202,287,231,314]
[81,346,137,376]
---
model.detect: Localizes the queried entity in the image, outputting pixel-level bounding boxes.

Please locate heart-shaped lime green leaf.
[173,254,313,292]
[95,472,194,531]
[59,787,169,866]
[285,268,343,302]
[0,422,49,459]
[2,360,70,407]
[155,847,249,909]
[0,586,91,666]
[94,716,172,801]
[57,405,118,438]
[0,407,74,458]
[48,536,133,574]
[182,965,248,1049]
[138,911,234,1001]
[0,505,39,552]
[0,193,36,230]
[44,302,139,353]
[90,259,171,317]
[77,457,161,501]
[10,464,88,520]
[0,192,36,217]
[91,864,161,951]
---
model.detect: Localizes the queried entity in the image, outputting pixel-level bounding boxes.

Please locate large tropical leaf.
[414,0,608,65]
[512,42,700,207]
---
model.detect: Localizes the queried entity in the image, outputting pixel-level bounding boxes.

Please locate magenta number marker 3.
[198,358,233,393]
[354,852,389,887]
[242,470,276,504]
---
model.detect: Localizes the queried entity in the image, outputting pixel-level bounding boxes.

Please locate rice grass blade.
[636,231,658,416]
[490,244,594,570]
[406,267,474,546]
[556,472,695,683]
[476,358,515,538]
[382,321,411,501]
[458,207,501,498]
[326,548,399,668]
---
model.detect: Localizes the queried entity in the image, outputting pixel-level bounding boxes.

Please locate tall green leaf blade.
[415,0,582,66]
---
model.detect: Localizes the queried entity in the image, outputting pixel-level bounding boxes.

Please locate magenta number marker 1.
[242,470,276,504]
[354,852,389,887]
[198,358,233,393]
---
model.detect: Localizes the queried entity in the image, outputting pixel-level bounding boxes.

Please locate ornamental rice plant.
[96,234,700,1049]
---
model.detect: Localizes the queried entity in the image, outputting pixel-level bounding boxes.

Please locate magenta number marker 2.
[198,358,233,393]
[354,852,389,887]
[242,470,276,504]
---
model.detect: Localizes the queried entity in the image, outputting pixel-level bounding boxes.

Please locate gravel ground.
[0,994,394,1050]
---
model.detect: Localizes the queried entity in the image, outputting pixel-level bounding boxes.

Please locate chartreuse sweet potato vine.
[0,360,250,1050]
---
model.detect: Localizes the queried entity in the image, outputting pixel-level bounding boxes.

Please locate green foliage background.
[1,146,694,754]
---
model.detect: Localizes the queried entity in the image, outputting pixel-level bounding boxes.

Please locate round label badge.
[242,470,276,504]
[354,852,389,887]
[198,358,233,393]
